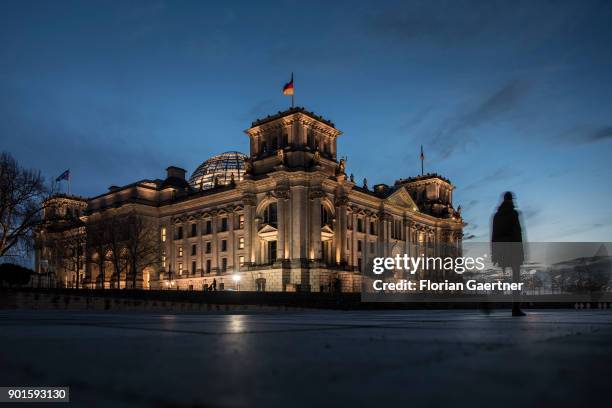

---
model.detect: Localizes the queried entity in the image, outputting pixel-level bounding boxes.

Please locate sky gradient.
[1,0,611,242]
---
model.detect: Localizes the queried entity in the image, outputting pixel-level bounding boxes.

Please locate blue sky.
[1,0,611,242]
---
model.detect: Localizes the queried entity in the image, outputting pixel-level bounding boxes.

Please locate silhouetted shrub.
[0,263,33,287]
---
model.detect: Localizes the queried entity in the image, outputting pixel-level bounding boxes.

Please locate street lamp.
[233,273,241,291]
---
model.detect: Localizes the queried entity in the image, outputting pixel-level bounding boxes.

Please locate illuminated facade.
[35,107,463,292]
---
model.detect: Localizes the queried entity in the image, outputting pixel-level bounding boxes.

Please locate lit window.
[239,237,245,249]
[161,255,166,268]
[161,227,167,242]
[178,263,183,275]
[178,247,183,257]
[239,214,245,229]
[239,256,245,266]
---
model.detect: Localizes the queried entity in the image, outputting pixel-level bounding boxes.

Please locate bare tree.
[45,228,85,288]
[0,152,50,259]
[124,213,160,289]
[86,218,113,289]
[105,215,127,289]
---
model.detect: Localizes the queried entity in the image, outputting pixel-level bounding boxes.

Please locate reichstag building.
[35,107,464,292]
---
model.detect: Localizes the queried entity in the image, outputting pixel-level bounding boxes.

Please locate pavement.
[0,309,611,407]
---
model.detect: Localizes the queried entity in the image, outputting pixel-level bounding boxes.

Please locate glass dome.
[189,151,247,190]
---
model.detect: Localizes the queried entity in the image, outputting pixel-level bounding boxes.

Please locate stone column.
[405,219,412,257]
[334,195,348,265]
[276,189,290,261]
[309,190,323,261]
[211,212,218,273]
[242,194,256,264]
[380,214,391,258]
[227,209,234,270]
[291,185,308,261]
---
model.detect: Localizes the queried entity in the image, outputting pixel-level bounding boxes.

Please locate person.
[491,191,526,316]
[212,278,217,291]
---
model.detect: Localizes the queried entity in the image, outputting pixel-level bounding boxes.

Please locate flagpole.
[291,72,294,108]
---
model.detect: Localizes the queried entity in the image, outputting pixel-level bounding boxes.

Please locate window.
[161,255,166,268]
[178,247,183,257]
[357,218,364,233]
[221,239,227,252]
[191,223,197,237]
[239,256,245,266]
[238,237,245,249]
[221,258,227,272]
[370,242,375,253]
[392,219,403,240]
[178,263,183,275]
[191,244,197,256]
[205,241,211,254]
[238,214,245,229]
[263,203,278,227]
[321,205,332,227]
[357,240,362,252]
[191,261,196,274]
[206,259,211,273]
[347,237,350,250]
[220,217,228,232]
[177,226,183,240]
[161,227,167,242]
[370,221,376,235]
[358,258,362,271]
[268,240,277,263]
[204,220,212,234]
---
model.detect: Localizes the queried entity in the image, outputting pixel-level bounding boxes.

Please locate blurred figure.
[492,191,526,316]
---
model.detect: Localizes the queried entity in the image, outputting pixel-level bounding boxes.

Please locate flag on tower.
[420,145,425,175]
[56,169,70,182]
[282,73,294,96]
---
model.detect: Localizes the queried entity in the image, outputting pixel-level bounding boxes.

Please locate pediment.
[258,224,278,234]
[321,225,334,241]
[385,187,419,211]
[258,223,278,241]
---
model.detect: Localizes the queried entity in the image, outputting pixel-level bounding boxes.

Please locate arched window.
[263,202,278,227]
[321,205,332,227]
[270,134,278,151]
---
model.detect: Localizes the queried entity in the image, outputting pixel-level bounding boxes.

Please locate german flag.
[282,74,294,95]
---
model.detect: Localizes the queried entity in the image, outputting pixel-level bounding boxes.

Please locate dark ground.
[0,309,610,407]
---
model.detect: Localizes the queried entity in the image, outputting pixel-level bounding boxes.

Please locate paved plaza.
[0,309,610,407]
